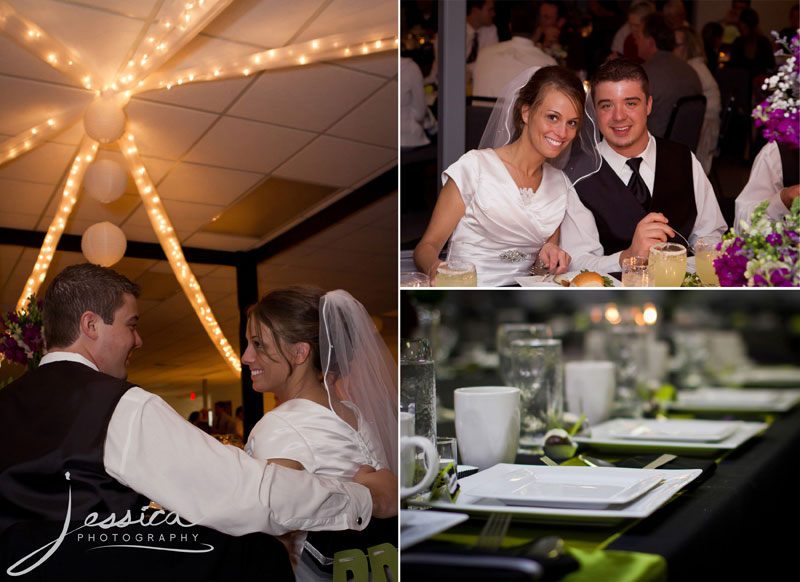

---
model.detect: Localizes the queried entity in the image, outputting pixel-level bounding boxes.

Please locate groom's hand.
[625,213,674,261]
[354,466,398,518]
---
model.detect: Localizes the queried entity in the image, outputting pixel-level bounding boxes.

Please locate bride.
[241,286,397,567]
[414,66,596,286]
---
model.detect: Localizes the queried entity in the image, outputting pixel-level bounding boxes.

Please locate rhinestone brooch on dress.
[499,249,528,263]
[519,187,535,206]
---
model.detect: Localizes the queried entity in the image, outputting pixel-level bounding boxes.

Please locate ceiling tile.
[156,161,263,205]
[0,179,56,215]
[202,0,323,47]
[136,76,252,113]
[295,0,396,43]
[202,176,336,237]
[125,100,219,160]
[273,135,395,187]
[0,35,80,86]
[184,116,315,173]
[0,142,77,184]
[182,231,260,251]
[229,63,384,132]
[328,80,397,147]
[0,212,39,231]
[0,77,91,136]
[43,191,141,226]
[336,51,398,78]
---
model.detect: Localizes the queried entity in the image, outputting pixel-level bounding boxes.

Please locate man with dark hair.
[634,12,702,137]
[473,1,556,98]
[466,0,498,65]
[561,59,726,273]
[0,264,396,577]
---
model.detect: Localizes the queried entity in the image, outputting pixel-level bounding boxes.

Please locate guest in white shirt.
[466,0,498,67]
[0,264,396,543]
[401,57,431,149]
[561,59,727,274]
[473,3,556,99]
[735,140,799,231]
[673,25,721,174]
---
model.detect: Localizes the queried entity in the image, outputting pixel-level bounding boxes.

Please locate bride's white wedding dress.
[444,149,570,286]
[246,398,388,565]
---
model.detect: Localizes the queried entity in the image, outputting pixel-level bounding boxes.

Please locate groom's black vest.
[573,138,697,255]
[778,143,799,187]
[0,361,146,534]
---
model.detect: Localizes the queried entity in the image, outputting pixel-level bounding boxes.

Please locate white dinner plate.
[515,271,620,288]
[411,464,702,526]
[469,465,664,509]
[728,366,800,387]
[575,418,767,455]
[605,419,737,442]
[669,387,800,413]
[400,510,470,550]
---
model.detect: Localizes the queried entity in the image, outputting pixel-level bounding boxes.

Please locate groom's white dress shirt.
[734,141,793,232]
[560,133,727,273]
[40,352,372,537]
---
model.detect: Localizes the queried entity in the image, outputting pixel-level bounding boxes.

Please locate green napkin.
[564,548,667,582]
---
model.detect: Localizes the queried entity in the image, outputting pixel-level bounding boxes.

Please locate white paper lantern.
[83,159,127,203]
[83,98,127,144]
[81,222,127,266]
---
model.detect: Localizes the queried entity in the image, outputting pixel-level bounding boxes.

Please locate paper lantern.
[81,222,127,266]
[83,98,127,144]
[83,158,127,203]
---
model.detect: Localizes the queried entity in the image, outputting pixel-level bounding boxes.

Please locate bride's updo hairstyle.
[511,66,585,142]
[248,285,324,375]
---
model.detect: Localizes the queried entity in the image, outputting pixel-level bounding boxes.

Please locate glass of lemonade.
[695,236,722,286]
[648,242,687,287]
[621,256,652,287]
[434,260,477,287]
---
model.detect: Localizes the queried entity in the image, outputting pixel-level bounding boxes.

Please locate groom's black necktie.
[626,157,650,208]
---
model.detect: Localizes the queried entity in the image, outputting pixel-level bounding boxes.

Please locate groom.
[0,264,396,577]
[560,59,726,273]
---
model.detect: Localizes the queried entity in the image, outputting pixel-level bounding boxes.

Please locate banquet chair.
[664,95,707,152]
[465,96,496,151]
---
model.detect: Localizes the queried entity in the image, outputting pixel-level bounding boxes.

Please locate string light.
[17,137,98,310]
[119,133,241,377]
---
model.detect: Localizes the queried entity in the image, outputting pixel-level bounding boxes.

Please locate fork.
[475,513,512,551]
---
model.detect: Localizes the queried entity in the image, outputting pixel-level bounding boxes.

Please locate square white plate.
[412,464,702,526]
[515,271,620,288]
[605,419,738,442]
[469,465,664,509]
[728,366,800,387]
[575,418,767,455]
[400,510,470,550]
[669,388,800,413]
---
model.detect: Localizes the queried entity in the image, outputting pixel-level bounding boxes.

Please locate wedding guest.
[467,0,498,66]
[729,7,775,79]
[0,265,396,544]
[414,66,587,286]
[212,401,238,435]
[242,286,397,568]
[634,13,702,138]
[532,1,567,63]
[561,59,726,273]
[663,0,688,30]
[401,57,431,149]
[610,1,655,64]
[778,5,799,45]
[702,22,724,76]
[473,3,557,98]
[235,406,244,440]
[734,140,799,231]
[674,26,722,173]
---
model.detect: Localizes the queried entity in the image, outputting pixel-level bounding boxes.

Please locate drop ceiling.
[0,0,399,409]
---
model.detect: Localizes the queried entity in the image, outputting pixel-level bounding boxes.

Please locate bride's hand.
[537,242,571,275]
[426,260,442,285]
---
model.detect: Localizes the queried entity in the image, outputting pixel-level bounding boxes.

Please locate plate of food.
[516,270,619,288]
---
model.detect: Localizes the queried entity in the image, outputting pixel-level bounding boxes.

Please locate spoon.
[669,230,694,253]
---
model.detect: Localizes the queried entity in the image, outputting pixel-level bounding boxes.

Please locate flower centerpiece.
[751,32,799,148]
[713,31,800,287]
[714,197,800,287]
[1,295,45,373]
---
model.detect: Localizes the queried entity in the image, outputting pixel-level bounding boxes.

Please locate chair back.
[664,94,707,152]
[465,96,496,151]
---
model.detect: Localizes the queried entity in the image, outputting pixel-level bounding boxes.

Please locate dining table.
[401,368,800,581]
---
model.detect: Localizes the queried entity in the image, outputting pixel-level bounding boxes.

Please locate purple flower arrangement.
[1,295,44,370]
[714,198,800,287]
[752,32,799,148]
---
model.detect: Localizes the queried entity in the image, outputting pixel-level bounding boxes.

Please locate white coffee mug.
[565,360,615,426]
[400,412,438,498]
[454,386,520,470]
